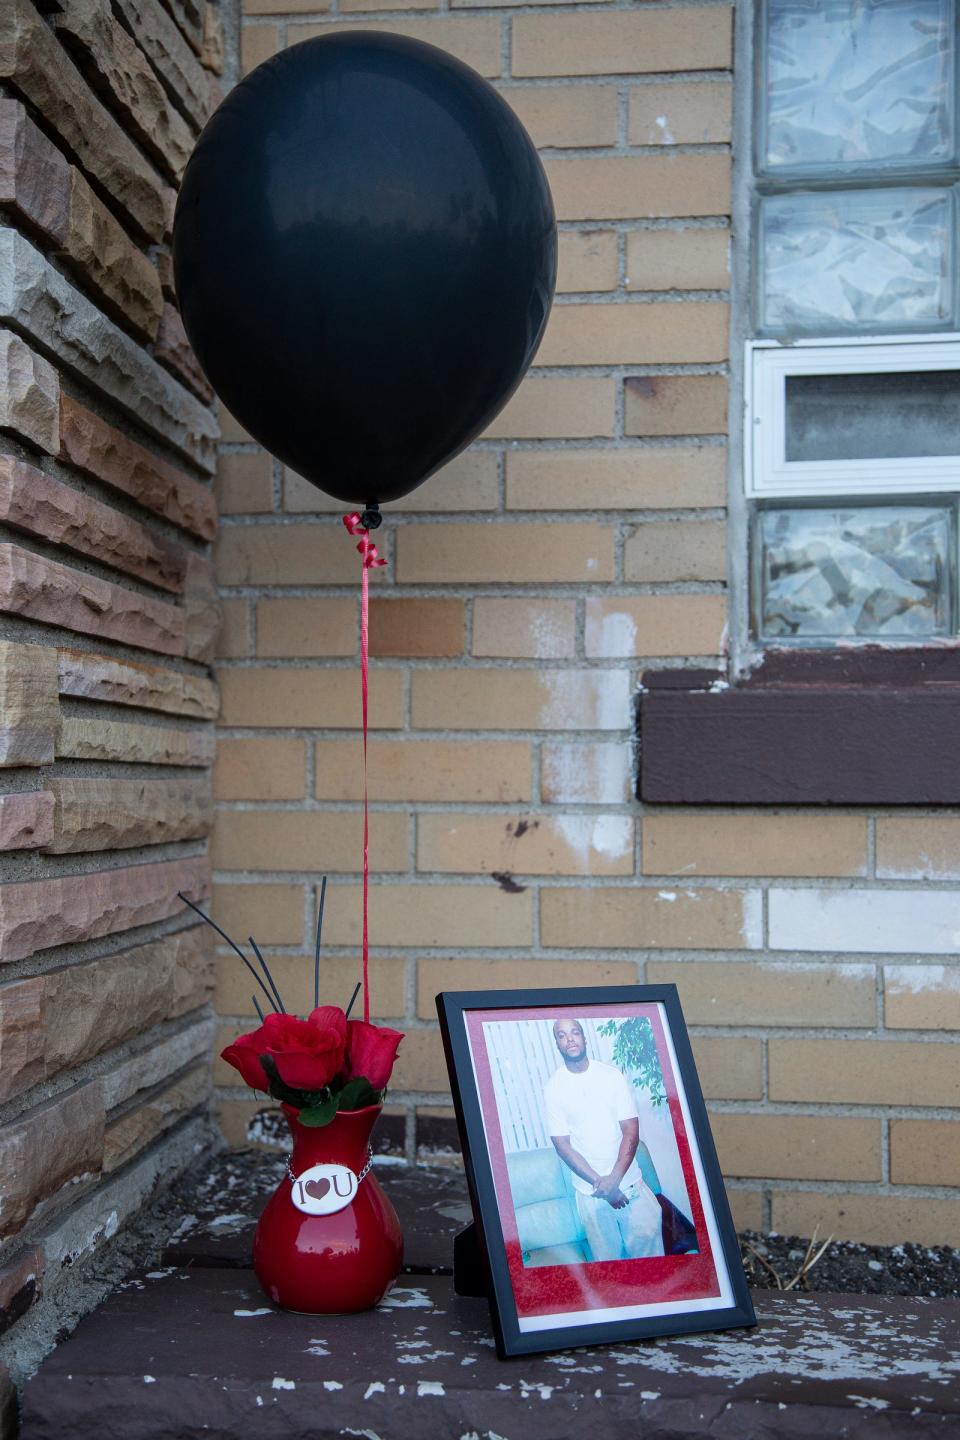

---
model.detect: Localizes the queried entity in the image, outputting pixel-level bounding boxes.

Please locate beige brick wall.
[213,0,960,1246]
[0,0,223,1359]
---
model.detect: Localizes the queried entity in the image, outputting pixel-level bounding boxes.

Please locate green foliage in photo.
[598,1016,666,1107]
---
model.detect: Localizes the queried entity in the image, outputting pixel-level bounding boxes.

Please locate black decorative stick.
[249,936,286,1015]
[345,981,362,1019]
[315,875,328,1011]
[252,993,265,1023]
[177,892,275,1011]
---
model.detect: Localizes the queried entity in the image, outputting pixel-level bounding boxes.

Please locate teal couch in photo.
[505,1142,663,1267]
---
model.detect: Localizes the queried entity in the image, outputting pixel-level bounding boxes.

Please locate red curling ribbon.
[343,513,387,1023]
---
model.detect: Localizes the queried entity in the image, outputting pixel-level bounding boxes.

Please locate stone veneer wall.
[0,0,225,1391]
[214,0,960,1252]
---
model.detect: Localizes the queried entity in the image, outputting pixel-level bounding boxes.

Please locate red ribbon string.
[343,513,387,1023]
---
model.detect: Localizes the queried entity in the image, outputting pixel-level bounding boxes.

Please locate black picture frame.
[436,984,756,1359]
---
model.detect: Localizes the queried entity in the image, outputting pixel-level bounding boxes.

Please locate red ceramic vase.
[253,1103,403,1314]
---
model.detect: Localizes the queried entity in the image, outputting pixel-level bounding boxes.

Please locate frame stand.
[453,1222,491,1298]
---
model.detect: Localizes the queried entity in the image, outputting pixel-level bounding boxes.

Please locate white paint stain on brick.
[765,960,873,979]
[741,890,764,949]
[591,813,632,859]
[529,608,571,659]
[540,669,630,730]
[553,812,632,867]
[542,741,631,805]
[597,668,631,732]
[417,1381,446,1397]
[769,888,960,954]
[884,963,960,997]
[877,842,960,881]
[587,608,637,658]
[271,1377,295,1390]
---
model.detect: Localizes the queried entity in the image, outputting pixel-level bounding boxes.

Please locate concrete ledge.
[639,650,960,805]
[20,1268,960,1439]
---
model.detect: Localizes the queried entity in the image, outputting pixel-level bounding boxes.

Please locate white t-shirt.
[543,1059,642,1195]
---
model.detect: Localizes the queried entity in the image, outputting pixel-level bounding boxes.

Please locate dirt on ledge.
[740,1229,960,1298]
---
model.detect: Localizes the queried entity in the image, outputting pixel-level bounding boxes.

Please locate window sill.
[637,648,960,805]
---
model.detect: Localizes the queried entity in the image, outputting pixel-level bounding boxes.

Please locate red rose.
[221,1011,347,1093]
[220,1028,271,1091]
[344,1019,404,1091]
[307,1005,348,1047]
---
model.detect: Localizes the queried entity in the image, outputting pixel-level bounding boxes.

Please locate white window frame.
[745,333,960,499]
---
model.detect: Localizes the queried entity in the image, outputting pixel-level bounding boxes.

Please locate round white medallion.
[289,1162,358,1216]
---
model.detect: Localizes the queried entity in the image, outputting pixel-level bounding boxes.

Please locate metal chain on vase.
[287,1147,374,1186]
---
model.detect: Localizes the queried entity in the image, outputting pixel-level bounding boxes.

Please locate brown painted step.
[159,1153,471,1275]
[20,1268,960,1439]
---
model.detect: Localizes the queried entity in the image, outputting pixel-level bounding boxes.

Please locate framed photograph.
[436,985,755,1358]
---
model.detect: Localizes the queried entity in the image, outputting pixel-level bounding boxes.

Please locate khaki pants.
[576,1179,665,1262]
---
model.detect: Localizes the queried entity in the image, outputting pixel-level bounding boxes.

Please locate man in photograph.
[545,1018,665,1262]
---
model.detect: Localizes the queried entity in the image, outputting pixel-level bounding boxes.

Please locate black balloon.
[173,32,556,506]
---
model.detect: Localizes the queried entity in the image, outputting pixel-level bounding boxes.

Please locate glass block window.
[759,187,955,335]
[754,0,958,340]
[756,503,954,639]
[760,0,956,175]
[748,0,960,645]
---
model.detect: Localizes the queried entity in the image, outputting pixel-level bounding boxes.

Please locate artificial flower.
[307,1005,348,1046]
[343,1019,404,1090]
[222,1011,347,1092]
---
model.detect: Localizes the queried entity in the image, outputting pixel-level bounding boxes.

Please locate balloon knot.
[343,512,388,569]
